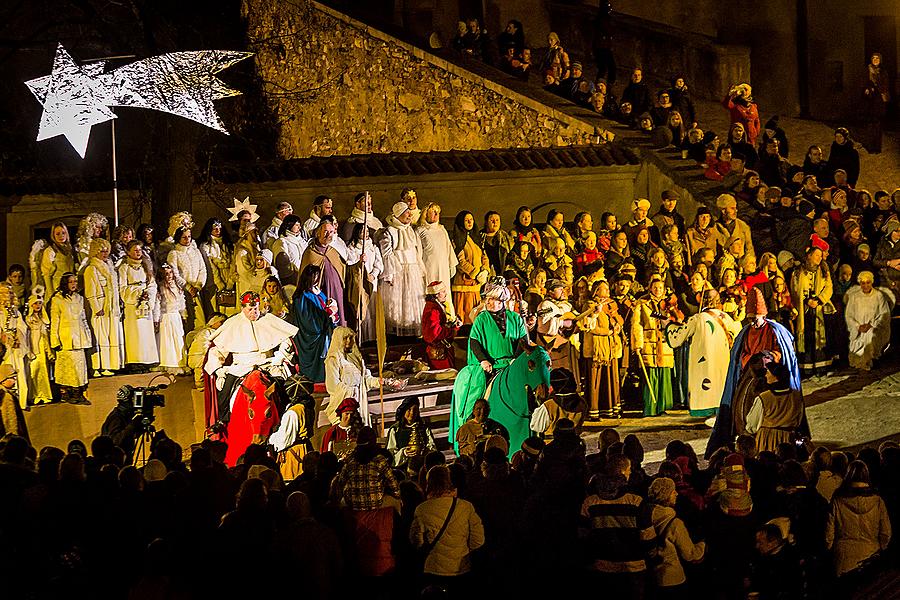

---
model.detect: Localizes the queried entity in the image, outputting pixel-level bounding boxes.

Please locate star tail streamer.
[26,44,252,158]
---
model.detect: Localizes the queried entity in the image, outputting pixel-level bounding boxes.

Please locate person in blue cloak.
[705,287,807,458]
[292,264,336,382]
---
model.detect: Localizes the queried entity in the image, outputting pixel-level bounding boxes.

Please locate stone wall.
[241,0,594,159]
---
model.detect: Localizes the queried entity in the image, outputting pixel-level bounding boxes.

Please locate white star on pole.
[26,43,252,158]
[27,46,115,157]
[227,197,259,223]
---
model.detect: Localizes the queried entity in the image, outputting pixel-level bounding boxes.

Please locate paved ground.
[694,97,900,193]
[24,353,900,476]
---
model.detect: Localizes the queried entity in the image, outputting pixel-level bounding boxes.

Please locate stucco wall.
[241,0,594,160]
[5,191,148,269]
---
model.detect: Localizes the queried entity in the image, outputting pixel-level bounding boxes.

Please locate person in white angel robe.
[24,289,53,405]
[167,226,208,333]
[155,264,187,371]
[83,239,124,375]
[845,271,893,371]
[0,281,31,408]
[74,212,109,272]
[204,292,298,423]
[261,201,293,250]
[345,222,384,343]
[272,214,307,296]
[118,240,160,365]
[340,192,384,244]
[49,274,93,396]
[323,326,380,427]
[380,201,428,336]
[418,202,459,320]
[665,289,742,417]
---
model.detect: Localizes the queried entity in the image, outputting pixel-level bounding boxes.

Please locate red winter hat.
[335,397,359,415]
[809,233,829,253]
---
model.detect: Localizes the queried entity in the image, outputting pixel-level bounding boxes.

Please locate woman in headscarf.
[505,240,536,291]
[380,201,428,336]
[293,264,335,383]
[386,397,437,469]
[418,202,458,319]
[543,237,574,292]
[510,206,543,258]
[323,326,381,427]
[451,210,489,324]
[542,209,576,256]
[260,275,291,321]
[83,238,124,376]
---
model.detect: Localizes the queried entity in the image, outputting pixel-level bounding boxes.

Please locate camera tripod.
[132,421,156,468]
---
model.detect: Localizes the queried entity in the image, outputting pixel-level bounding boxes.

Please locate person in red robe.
[421,280,460,370]
[224,369,281,466]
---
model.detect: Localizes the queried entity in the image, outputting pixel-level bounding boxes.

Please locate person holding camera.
[101,385,142,462]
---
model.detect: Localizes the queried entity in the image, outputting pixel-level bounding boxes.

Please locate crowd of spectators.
[3,421,898,598]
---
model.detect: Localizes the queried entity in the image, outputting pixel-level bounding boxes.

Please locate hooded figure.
[758,115,789,159]
[323,326,380,427]
[824,127,860,187]
[386,397,437,468]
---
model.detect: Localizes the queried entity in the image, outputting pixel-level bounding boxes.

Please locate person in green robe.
[451,277,537,455]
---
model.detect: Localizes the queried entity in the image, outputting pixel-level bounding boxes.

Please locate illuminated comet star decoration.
[26,43,253,158]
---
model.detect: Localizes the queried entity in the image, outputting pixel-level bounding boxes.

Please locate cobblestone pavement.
[583,355,900,473]
[694,98,900,193]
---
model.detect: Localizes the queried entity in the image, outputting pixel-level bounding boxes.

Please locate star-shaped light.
[26,45,115,157]
[227,197,259,222]
[25,44,252,158]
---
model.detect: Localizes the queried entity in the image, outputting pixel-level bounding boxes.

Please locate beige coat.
[649,505,706,587]
[409,496,485,576]
[825,485,891,576]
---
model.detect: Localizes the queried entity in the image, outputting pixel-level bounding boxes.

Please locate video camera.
[132,384,167,428]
